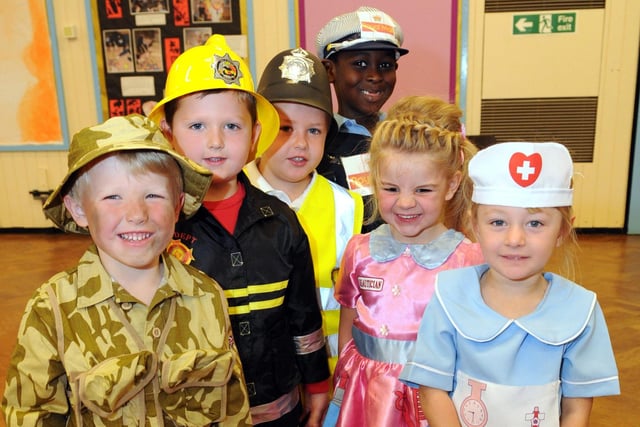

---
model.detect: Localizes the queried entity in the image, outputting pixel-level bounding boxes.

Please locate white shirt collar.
[369,224,465,269]
[244,159,317,211]
[436,266,597,344]
[334,112,385,137]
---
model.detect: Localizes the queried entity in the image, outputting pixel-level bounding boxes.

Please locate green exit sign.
[513,13,576,34]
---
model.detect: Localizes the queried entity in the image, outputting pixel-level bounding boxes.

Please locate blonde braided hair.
[367,96,477,238]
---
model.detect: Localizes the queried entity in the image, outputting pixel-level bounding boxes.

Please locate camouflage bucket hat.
[43,114,212,234]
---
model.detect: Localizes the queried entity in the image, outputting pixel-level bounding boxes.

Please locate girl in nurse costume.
[324,96,484,427]
[400,142,620,426]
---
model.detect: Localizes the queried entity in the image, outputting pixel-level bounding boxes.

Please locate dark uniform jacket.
[171,172,329,407]
[317,131,380,233]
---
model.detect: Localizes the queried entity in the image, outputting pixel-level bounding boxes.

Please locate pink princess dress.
[324,224,483,427]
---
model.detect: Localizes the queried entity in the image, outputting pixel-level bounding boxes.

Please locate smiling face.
[258,102,329,199]
[325,49,398,121]
[63,154,183,280]
[473,204,564,285]
[376,149,460,244]
[162,90,260,199]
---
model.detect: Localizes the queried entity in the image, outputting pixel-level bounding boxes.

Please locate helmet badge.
[279,48,315,83]
[212,53,243,85]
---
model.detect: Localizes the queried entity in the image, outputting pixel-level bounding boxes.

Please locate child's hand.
[302,390,330,427]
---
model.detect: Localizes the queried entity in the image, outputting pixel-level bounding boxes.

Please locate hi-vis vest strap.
[298,178,363,291]
[298,178,335,291]
[297,177,363,363]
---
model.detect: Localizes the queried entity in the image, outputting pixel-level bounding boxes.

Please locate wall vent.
[485,1,605,13]
[480,97,597,162]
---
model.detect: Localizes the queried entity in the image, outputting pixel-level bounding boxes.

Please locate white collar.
[244,159,317,210]
[369,224,465,269]
[435,265,597,344]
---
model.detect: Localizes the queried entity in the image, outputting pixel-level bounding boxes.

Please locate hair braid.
[368,96,478,238]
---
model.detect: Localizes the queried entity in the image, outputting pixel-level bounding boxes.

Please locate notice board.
[92,0,242,118]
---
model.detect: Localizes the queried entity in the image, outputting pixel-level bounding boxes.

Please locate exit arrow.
[515,17,533,32]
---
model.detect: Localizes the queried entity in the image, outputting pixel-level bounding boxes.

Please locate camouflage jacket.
[2,245,251,426]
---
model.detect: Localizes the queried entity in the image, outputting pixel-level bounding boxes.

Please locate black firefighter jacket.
[170,172,330,408]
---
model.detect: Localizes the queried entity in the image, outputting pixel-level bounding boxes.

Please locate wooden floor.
[0,231,638,426]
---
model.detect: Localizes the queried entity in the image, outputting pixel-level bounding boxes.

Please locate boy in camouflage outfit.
[1,114,251,426]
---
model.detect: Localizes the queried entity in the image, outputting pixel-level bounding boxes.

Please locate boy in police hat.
[315,6,409,231]
[401,142,620,425]
[2,114,252,426]
[245,47,364,381]
[149,35,330,426]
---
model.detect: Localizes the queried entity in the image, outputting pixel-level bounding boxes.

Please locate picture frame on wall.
[103,29,135,73]
[183,27,212,50]
[133,28,163,72]
[191,0,233,23]
[129,0,170,14]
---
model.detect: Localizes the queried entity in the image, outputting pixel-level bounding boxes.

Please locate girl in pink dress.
[323,96,484,427]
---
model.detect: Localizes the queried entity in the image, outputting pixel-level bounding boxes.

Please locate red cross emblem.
[509,152,542,187]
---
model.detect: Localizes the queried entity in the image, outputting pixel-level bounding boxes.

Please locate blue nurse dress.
[400,264,620,427]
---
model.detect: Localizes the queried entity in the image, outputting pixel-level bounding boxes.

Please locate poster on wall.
[0,0,66,151]
[94,0,241,118]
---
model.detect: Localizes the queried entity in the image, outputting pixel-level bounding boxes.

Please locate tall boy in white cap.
[2,114,252,426]
[401,142,620,426]
[315,6,408,231]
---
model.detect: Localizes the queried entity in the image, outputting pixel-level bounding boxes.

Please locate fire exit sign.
[513,13,576,34]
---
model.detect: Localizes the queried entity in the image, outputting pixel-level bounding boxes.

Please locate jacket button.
[239,321,251,336]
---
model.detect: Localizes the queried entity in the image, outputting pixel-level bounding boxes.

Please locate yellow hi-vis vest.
[297,176,363,373]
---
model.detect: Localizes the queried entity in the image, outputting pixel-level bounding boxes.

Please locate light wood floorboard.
[0,232,637,426]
